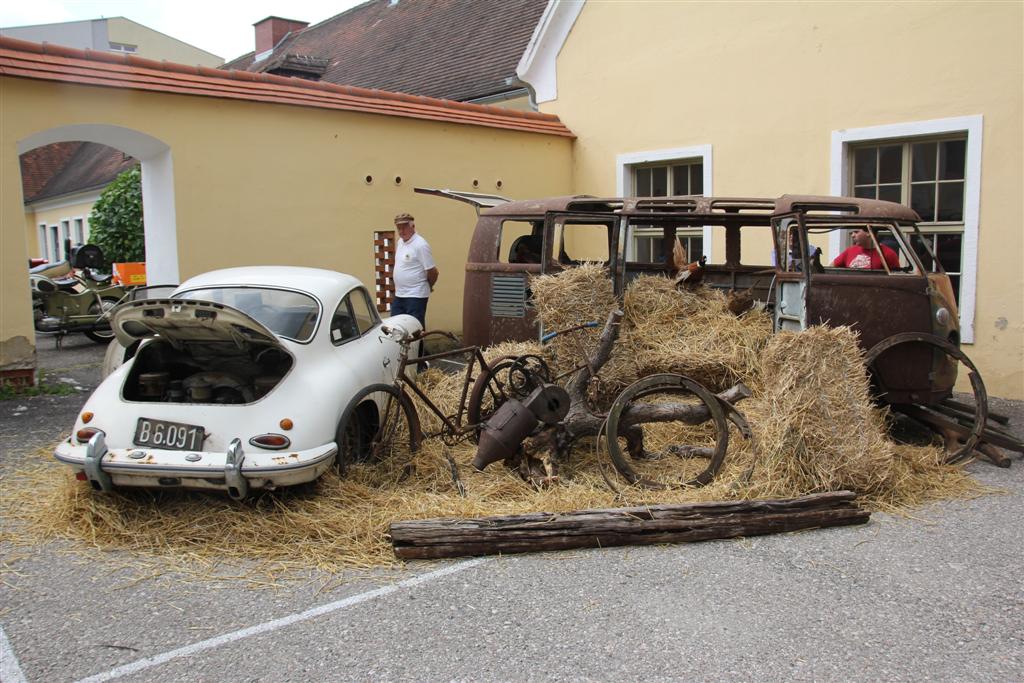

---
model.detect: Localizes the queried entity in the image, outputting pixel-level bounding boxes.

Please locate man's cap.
[394,212,414,225]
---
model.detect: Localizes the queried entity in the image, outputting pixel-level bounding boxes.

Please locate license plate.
[134,418,206,451]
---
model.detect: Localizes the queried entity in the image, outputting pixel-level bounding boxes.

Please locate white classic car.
[54,267,421,498]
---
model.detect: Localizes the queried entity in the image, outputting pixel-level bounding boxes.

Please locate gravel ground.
[1,335,1021,682]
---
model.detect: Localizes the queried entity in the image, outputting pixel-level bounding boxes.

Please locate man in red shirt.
[832,228,900,270]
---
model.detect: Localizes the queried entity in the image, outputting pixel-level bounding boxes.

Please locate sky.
[0,0,366,61]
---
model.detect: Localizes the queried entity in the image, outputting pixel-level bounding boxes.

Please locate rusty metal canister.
[473,398,536,470]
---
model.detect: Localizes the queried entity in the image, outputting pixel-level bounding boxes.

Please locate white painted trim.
[25,189,103,212]
[830,115,982,344]
[615,144,714,261]
[0,625,27,683]
[18,124,180,285]
[516,0,585,104]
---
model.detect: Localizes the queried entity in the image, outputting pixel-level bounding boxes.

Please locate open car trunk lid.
[112,299,282,349]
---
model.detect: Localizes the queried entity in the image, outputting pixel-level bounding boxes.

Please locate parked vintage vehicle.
[418,189,1021,462]
[29,244,129,343]
[54,267,422,498]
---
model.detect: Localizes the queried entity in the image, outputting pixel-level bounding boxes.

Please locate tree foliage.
[88,167,144,265]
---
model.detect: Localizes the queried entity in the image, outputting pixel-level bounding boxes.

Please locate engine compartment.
[123,340,293,404]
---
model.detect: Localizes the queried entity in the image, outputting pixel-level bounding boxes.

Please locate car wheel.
[335,384,421,477]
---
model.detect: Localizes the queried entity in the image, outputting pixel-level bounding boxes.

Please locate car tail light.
[75,471,88,481]
[75,427,104,444]
[249,434,291,450]
[279,418,294,431]
[81,411,94,424]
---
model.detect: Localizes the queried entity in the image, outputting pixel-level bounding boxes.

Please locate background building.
[3,17,222,262]
[0,17,222,66]
[222,0,546,110]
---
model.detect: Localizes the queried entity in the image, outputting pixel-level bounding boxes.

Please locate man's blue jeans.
[391,297,429,328]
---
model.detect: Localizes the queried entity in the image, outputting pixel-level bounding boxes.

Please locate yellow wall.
[107,18,223,67]
[541,1,1023,399]
[1,76,573,374]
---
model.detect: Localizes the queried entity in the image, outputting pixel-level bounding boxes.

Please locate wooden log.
[390,491,869,560]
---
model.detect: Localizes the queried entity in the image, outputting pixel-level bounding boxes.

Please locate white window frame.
[830,115,982,343]
[616,144,714,261]
[37,224,47,260]
[73,217,86,245]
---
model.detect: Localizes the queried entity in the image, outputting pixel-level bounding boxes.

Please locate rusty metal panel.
[806,273,933,401]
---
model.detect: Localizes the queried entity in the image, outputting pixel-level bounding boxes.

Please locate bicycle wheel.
[335,384,421,475]
[605,373,730,489]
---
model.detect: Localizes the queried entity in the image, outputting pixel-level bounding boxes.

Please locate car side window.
[350,288,380,335]
[329,297,360,345]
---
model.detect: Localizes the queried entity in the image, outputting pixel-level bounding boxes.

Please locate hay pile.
[0,267,989,581]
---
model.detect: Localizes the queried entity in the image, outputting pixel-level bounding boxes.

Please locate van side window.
[499,220,541,264]
[552,222,610,265]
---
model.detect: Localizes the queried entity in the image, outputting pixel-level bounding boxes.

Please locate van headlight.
[936,307,951,326]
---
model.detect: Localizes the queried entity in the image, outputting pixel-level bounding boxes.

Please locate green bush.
[88,167,144,265]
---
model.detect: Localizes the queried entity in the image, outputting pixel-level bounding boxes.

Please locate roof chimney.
[253,16,309,57]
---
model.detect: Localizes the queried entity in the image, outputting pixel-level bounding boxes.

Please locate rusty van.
[417,188,1022,463]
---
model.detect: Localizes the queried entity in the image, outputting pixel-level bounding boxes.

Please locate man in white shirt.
[391,212,439,328]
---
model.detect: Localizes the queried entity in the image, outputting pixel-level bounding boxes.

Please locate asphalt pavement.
[1,334,1022,682]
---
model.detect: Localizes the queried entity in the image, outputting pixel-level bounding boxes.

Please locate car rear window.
[176,287,320,342]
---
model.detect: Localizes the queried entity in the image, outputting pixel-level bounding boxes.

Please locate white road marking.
[0,624,29,683]
[75,558,488,682]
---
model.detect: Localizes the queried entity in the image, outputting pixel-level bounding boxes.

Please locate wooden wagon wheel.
[865,332,987,464]
[605,373,730,489]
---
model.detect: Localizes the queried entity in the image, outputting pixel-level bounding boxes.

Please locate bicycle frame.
[391,330,494,443]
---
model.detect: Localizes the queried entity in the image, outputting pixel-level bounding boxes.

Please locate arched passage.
[18,124,180,285]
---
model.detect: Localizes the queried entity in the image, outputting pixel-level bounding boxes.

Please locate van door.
[772,214,809,332]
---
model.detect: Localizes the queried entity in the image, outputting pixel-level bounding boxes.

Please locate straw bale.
[620,276,773,395]
[0,270,991,581]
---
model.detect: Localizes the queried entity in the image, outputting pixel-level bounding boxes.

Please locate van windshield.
[176,287,320,342]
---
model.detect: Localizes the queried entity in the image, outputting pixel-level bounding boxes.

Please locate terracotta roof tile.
[19,142,81,201]
[0,36,573,138]
[28,142,137,203]
[223,0,548,102]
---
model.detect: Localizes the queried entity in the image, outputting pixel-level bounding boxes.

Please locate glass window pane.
[878,145,902,184]
[690,236,703,260]
[937,182,964,222]
[910,234,935,271]
[690,164,703,195]
[911,142,937,182]
[854,147,877,185]
[352,289,378,335]
[948,275,961,303]
[636,168,651,197]
[672,165,689,195]
[936,233,962,273]
[878,185,901,203]
[651,167,668,196]
[651,236,665,262]
[911,184,936,222]
[939,139,966,180]
[854,186,876,199]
